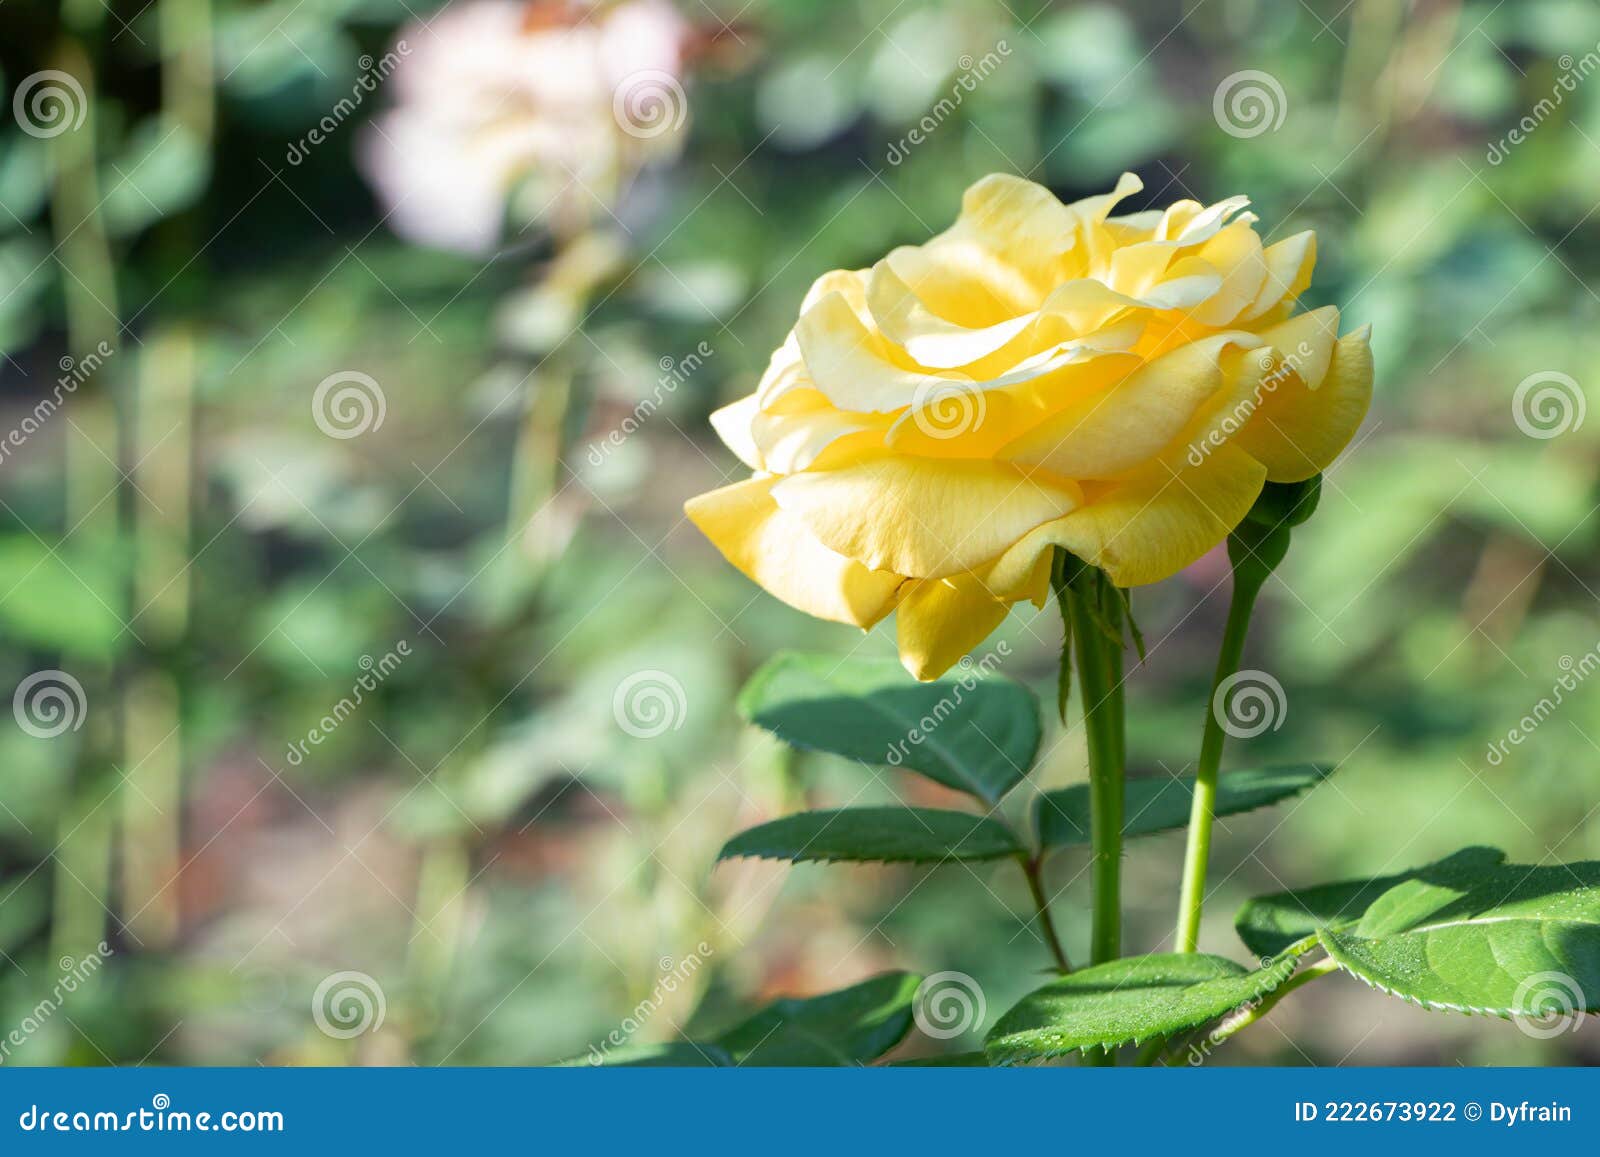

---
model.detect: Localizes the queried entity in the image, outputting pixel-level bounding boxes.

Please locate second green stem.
[1173,570,1265,953]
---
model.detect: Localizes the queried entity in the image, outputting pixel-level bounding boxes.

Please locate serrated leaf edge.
[983,951,1308,1065]
[716,849,1017,866]
[715,808,1023,866]
[1318,927,1600,1019]
[1038,762,1336,850]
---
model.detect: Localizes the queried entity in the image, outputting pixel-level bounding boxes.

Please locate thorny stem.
[1050,550,1127,1069]
[1059,569,1125,968]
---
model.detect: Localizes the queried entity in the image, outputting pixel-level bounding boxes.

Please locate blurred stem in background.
[161,0,215,144]
[48,28,126,965]
[406,838,472,1052]
[406,234,625,1052]
[503,356,575,586]
[487,234,623,616]
[118,0,217,949]
[122,330,197,947]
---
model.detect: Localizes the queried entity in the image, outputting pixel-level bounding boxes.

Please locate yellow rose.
[686,173,1373,680]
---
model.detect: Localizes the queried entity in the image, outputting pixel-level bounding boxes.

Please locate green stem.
[1174,570,1266,953]
[1052,553,1125,967]
[1019,854,1070,974]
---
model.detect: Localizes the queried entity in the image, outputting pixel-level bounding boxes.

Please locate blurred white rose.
[360,0,691,255]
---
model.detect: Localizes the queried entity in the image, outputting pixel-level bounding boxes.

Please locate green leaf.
[0,536,124,659]
[985,952,1302,1064]
[1316,859,1600,1017]
[738,653,1039,804]
[560,1042,733,1067]
[716,971,922,1066]
[1235,846,1507,959]
[718,807,1022,865]
[102,119,210,238]
[1038,764,1333,850]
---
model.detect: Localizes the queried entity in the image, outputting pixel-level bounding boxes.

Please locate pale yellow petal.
[867,258,1036,369]
[771,458,1083,580]
[800,267,873,319]
[754,334,809,408]
[1169,343,1285,466]
[1256,305,1339,389]
[895,574,1011,681]
[750,400,890,473]
[798,288,1143,417]
[947,173,1083,289]
[1239,231,1316,321]
[881,173,1140,326]
[998,333,1264,479]
[986,443,1268,589]
[709,394,764,470]
[887,235,1042,326]
[1233,326,1373,482]
[795,291,971,412]
[883,347,1143,460]
[1186,219,1269,327]
[1104,196,1251,293]
[684,477,905,627]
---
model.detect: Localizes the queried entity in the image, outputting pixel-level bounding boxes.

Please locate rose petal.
[998,332,1264,478]
[1233,326,1374,482]
[896,574,1012,681]
[985,443,1268,589]
[684,477,906,627]
[771,457,1083,580]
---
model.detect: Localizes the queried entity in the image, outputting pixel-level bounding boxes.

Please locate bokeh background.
[1,0,1597,1066]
